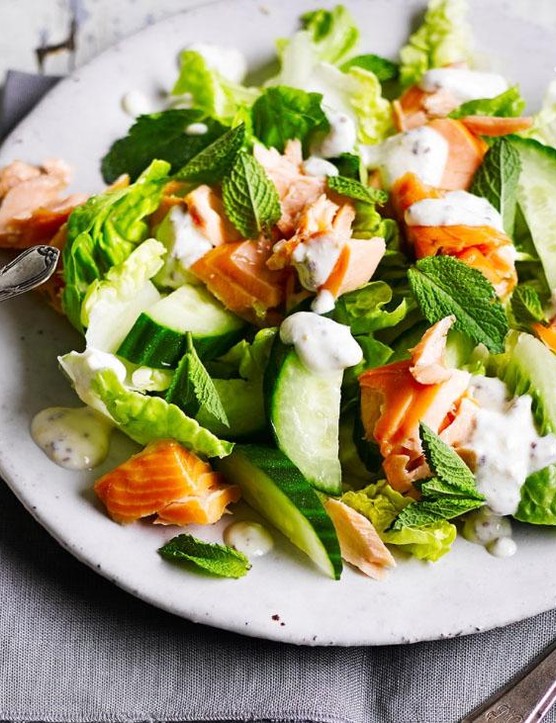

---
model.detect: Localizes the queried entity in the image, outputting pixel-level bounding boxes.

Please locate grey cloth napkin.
[1,70,556,723]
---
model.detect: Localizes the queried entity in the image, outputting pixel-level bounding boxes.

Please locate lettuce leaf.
[269,18,392,146]
[82,238,165,353]
[299,6,359,66]
[449,86,526,120]
[62,160,170,332]
[399,0,473,88]
[525,79,556,149]
[342,481,456,561]
[93,368,233,457]
[172,50,259,122]
[515,465,556,525]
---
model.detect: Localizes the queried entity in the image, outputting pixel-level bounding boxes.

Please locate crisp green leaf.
[470,137,521,236]
[222,151,281,238]
[510,284,546,328]
[327,175,387,205]
[341,54,399,82]
[419,423,484,500]
[449,86,526,120]
[341,481,456,561]
[300,6,359,65]
[172,50,259,121]
[251,86,329,153]
[407,255,509,353]
[92,369,233,458]
[62,160,170,331]
[333,280,408,335]
[165,334,229,427]
[158,534,250,578]
[175,123,246,184]
[399,0,473,87]
[100,110,227,183]
[515,465,556,525]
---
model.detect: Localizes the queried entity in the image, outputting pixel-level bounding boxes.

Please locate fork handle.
[462,641,556,723]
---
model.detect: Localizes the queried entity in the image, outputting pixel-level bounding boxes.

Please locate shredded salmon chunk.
[0,159,86,248]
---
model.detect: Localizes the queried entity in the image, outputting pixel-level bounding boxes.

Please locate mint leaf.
[391,424,484,530]
[329,152,362,180]
[222,151,281,238]
[251,86,329,153]
[419,423,484,500]
[407,255,509,353]
[341,54,399,82]
[470,137,521,236]
[175,123,246,185]
[158,534,251,578]
[510,284,546,329]
[165,334,229,427]
[449,86,526,120]
[101,110,227,183]
[327,175,388,205]
[391,496,484,529]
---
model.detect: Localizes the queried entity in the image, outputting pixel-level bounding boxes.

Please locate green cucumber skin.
[217,444,342,579]
[117,312,243,368]
[264,336,343,495]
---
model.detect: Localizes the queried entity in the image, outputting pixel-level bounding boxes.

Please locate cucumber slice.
[511,136,556,289]
[117,284,245,367]
[264,338,342,494]
[491,331,556,435]
[217,444,342,579]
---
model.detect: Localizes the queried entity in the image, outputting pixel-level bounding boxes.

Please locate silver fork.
[462,639,556,722]
[0,245,60,302]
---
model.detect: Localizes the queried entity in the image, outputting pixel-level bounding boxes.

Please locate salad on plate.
[3,0,556,583]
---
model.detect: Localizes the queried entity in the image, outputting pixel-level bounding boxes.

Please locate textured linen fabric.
[1,71,556,723]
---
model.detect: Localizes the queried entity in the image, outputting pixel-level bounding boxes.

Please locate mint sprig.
[175,123,246,185]
[165,333,229,427]
[470,137,521,237]
[391,424,484,530]
[158,534,251,578]
[407,255,509,353]
[100,110,228,183]
[419,423,483,500]
[327,175,388,205]
[222,150,281,238]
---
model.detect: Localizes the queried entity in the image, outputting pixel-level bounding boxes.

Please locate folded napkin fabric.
[1,70,556,723]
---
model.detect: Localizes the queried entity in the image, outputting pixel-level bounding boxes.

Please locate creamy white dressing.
[188,43,247,84]
[405,190,504,231]
[361,126,449,189]
[311,105,357,158]
[121,90,152,117]
[467,377,556,516]
[311,289,336,315]
[156,206,212,288]
[31,406,113,470]
[419,68,508,104]
[224,521,274,558]
[462,507,516,558]
[292,234,343,291]
[280,311,362,374]
[185,122,209,136]
[301,156,339,178]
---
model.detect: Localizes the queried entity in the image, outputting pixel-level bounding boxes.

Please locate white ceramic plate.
[2,0,556,646]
